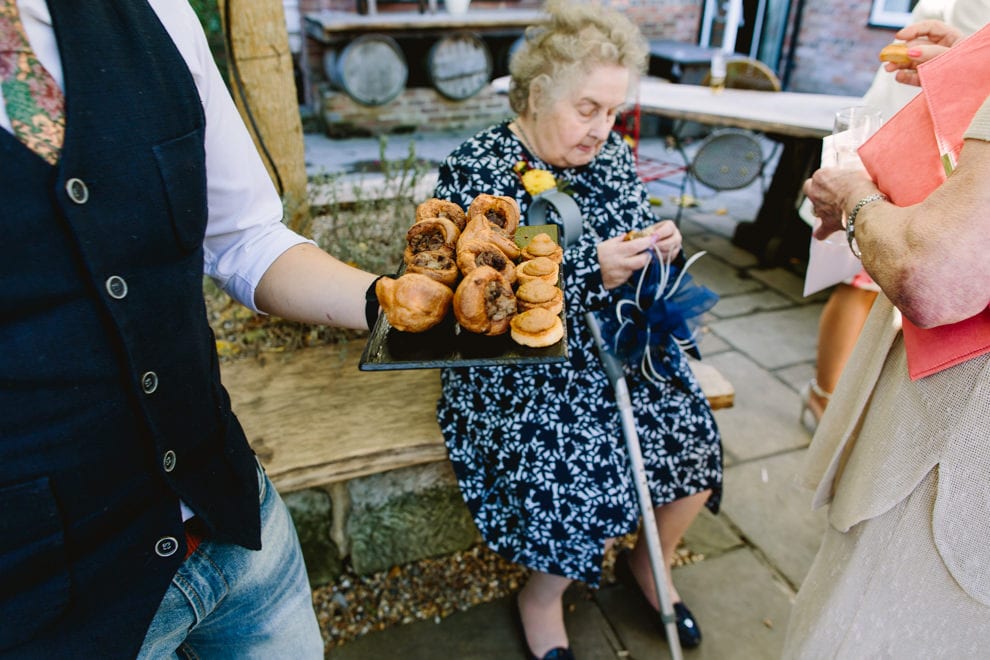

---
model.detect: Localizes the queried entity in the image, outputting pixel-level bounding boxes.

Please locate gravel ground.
[314,536,704,652]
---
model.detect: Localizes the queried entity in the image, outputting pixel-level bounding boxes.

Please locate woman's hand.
[884,19,964,86]
[597,220,681,290]
[803,168,879,241]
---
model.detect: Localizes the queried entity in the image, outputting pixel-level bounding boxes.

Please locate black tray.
[359,225,569,371]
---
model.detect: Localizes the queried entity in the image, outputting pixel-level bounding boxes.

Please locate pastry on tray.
[456,239,517,284]
[376,272,453,333]
[459,216,521,261]
[406,217,460,255]
[516,256,560,286]
[453,265,517,336]
[516,279,563,316]
[520,232,563,263]
[404,249,460,287]
[416,198,467,231]
[510,307,564,348]
[467,193,520,235]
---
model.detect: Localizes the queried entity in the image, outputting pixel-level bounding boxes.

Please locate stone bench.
[220,340,733,582]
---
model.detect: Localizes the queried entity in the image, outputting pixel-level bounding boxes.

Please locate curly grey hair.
[508,0,649,116]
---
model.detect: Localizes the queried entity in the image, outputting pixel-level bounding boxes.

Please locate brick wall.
[320,85,513,137]
[297,0,903,135]
[787,0,898,96]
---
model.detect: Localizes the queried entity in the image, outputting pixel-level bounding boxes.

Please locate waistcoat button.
[162,450,176,473]
[141,371,159,394]
[155,536,178,557]
[65,178,89,204]
[105,275,128,300]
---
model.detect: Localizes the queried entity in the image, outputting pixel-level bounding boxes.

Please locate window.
[868,0,918,29]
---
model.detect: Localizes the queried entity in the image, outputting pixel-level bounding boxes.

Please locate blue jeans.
[138,462,323,659]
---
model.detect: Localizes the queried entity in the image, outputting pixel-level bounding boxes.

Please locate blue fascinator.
[598,248,718,384]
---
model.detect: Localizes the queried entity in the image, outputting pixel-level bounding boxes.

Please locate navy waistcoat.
[0,1,262,655]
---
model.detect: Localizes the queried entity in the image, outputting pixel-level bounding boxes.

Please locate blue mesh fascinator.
[598,248,718,384]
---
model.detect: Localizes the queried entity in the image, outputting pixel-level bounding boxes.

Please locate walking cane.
[529,192,684,660]
[586,312,684,660]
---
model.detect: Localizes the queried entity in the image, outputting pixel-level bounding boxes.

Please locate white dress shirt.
[1,0,310,312]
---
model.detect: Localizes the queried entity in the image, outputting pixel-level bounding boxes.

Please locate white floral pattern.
[435,122,722,586]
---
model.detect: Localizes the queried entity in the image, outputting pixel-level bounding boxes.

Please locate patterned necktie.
[0,0,65,164]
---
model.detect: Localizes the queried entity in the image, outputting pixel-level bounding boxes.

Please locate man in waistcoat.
[1,1,381,656]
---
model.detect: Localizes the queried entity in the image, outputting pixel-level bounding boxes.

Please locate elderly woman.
[433,2,722,658]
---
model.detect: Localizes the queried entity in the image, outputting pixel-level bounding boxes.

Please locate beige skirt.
[783,468,990,659]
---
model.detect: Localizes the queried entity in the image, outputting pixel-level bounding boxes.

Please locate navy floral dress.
[434,121,722,586]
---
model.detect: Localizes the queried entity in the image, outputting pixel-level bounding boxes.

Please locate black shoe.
[511,595,575,660]
[673,601,702,648]
[613,550,703,648]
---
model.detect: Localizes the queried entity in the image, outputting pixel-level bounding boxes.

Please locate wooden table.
[637,79,861,264]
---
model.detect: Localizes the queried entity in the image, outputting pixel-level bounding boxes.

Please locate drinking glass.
[832,105,883,167]
[818,105,883,244]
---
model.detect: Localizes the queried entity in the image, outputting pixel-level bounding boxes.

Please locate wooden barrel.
[426,32,492,101]
[325,34,407,106]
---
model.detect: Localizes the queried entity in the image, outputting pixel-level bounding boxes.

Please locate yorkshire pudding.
[405,249,460,287]
[467,193,520,235]
[406,217,460,256]
[459,216,521,262]
[453,265,516,336]
[376,273,453,333]
[456,239,517,284]
[416,198,467,231]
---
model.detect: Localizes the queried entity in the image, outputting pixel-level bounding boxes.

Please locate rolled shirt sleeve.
[151,0,313,312]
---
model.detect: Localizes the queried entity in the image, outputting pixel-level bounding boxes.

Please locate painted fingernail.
[908,48,922,57]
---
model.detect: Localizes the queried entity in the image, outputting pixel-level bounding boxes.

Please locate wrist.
[845,192,888,258]
[365,275,388,330]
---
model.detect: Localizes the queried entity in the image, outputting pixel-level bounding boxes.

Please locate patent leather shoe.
[673,601,702,648]
[614,550,703,648]
[511,595,575,660]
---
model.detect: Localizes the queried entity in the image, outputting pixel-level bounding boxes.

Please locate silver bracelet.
[845,192,887,259]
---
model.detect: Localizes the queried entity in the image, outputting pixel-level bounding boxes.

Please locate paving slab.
[720,450,827,590]
[597,547,794,660]
[705,351,812,463]
[683,231,760,268]
[328,588,622,660]
[708,305,822,371]
[746,267,830,305]
[689,254,765,298]
[709,289,793,319]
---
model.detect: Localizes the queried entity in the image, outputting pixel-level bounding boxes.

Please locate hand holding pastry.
[881,20,964,87]
[598,233,656,290]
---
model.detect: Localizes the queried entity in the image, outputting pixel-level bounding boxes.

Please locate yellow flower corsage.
[513,159,571,197]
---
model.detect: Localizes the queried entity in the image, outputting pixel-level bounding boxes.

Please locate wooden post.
[219,0,311,236]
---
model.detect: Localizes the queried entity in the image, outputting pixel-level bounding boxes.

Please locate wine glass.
[832,105,883,167]
[818,105,883,244]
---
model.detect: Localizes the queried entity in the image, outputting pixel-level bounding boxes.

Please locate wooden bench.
[221,341,734,493]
